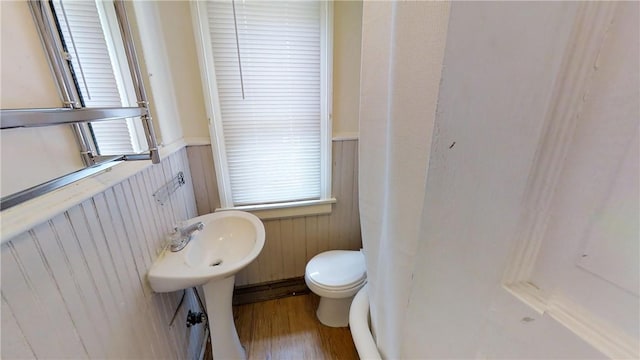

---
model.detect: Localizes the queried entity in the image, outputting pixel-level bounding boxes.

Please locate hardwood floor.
[229,294,359,360]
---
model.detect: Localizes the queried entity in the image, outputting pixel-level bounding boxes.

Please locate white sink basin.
[148,210,265,359]
[148,210,265,293]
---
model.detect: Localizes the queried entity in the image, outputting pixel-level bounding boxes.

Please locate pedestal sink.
[148,210,265,359]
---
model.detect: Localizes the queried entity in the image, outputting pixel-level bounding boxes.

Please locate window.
[0,0,159,209]
[193,0,333,211]
[51,0,147,155]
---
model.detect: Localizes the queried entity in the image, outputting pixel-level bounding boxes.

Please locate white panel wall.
[1,149,206,359]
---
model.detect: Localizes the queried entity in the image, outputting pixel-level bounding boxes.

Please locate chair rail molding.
[501,2,638,359]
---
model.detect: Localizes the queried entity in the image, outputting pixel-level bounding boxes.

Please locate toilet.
[305,250,366,327]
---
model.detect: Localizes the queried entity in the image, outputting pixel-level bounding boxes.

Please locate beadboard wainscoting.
[187,139,362,286]
[1,148,206,359]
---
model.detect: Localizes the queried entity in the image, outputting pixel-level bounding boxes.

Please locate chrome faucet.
[169,221,205,252]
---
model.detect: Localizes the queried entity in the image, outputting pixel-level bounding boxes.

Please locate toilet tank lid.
[306,250,366,288]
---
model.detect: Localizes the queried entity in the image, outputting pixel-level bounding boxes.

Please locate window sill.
[215,198,336,220]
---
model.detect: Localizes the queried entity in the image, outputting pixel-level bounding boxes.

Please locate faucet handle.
[168,231,187,252]
[167,229,181,244]
[173,221,188,231]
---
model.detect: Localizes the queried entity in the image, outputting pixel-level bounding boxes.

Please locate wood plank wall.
[1,149,206,359]
[187,139,362,286]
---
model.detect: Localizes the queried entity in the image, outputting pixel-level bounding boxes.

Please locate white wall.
[154,1,210,143]
[128,1,184,146]
[400,2,606,358]
[0,1,84,197]
[333,0,362,137]
[0,1,58,109]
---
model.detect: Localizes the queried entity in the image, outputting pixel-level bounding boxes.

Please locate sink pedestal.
[147,211,265,358]
[203,275,245,360]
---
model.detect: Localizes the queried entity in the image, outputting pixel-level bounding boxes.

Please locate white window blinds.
[52,0,140,155]
[207,0,324,206]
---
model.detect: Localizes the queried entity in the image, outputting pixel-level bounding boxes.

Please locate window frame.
[49,0,154,160]
[93,0,148,154]
[17,0,160,165]
[191,0,334,216]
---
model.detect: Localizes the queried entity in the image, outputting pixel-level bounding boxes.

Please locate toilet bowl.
[304,250,366,327]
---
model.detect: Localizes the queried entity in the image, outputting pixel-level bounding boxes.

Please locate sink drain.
[210,259,223,267]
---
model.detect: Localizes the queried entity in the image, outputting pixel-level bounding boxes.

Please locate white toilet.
[304,250,366,327]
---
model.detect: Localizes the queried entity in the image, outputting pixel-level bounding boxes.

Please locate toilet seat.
[305,250,366,292]
[306,274,367,292]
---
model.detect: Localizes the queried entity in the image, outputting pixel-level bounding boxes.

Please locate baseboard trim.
[233,277,309,306]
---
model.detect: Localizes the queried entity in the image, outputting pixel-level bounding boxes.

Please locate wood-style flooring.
[228,294,359,360]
